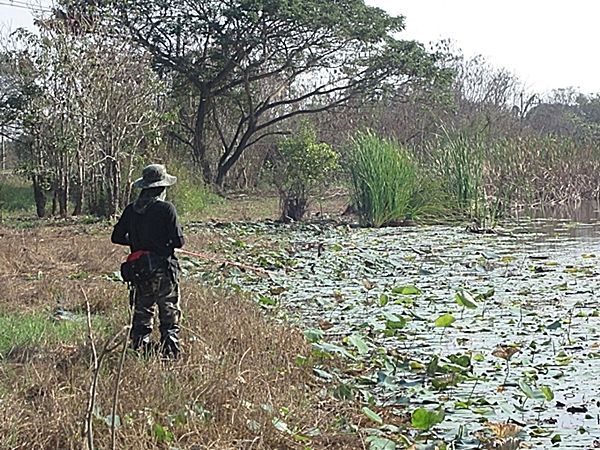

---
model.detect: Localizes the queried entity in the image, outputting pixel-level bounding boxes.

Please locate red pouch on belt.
[127,250,150,262]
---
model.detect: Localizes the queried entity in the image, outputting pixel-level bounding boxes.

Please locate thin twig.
[504,360,511,386]
[467,376,479,403]
[237,347,252,378]
[110,303,134,450]
[83,289,130,450]
[83,290,98,450]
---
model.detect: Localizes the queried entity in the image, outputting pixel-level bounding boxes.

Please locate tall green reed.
[348,131,419,227]
[436,130,484,211]
[431,129,508,227]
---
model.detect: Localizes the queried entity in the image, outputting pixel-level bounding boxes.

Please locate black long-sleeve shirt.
[111,200,184,257]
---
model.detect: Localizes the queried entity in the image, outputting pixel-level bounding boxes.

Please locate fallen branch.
[176,248,270,276]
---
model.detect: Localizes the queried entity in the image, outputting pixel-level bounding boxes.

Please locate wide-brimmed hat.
[133,164,177,189]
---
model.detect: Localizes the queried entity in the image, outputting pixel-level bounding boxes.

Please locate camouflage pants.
[130,270,181,358]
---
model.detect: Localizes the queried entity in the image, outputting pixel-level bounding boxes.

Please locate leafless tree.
[7,20,166,217]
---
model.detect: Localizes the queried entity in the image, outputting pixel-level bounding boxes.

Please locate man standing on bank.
[111,164,185,358]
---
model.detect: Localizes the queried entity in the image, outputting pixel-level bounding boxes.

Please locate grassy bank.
[0,174,35,217]
[0,225,364,449]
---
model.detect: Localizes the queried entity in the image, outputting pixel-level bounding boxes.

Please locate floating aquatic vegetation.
[190,219,600,448]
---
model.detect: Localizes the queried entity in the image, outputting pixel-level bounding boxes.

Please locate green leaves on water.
[204,221,600,448]
[411,407,445,430]
[518,380,543,400]
[378,293,389,307]
[448,353,471,369]
[258,295,278,308]
[518,380,554,401]
[383,312,407,334]
[455,289,478,309]
[455,287,494,310]
[556,351,572,366]
[347,334,370,355]
[366,435,396,450]
[425,353,471,380]
[313,342,356,360]
[331,243,344,252]
[362,406,384,425]
[312,332,370,359]
[432,373,464,390]
[434,313,456,327]
[546,319,562,330]
[541,385,555,401]
[392,285,421,295]
[304,328,324,343]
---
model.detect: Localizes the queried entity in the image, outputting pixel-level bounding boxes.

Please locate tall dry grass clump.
[484,135,600,205]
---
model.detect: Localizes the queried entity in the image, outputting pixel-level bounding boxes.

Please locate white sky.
[366,0,600,95]
[1,0,599,94]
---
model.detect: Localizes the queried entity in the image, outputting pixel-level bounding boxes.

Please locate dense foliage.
[4,24,166,217]
[273,124,338,222]
[1,3,600,220]
[62,0,447,187]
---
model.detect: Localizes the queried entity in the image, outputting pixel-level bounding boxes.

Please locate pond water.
[186,214,600,449]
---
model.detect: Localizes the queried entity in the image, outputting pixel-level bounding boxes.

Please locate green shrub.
[347,131,419,227]
[274,124,338,222]
[168,164,220,218]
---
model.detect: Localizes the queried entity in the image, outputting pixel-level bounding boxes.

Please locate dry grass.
[0,224,363,450]
[194,191,349,223]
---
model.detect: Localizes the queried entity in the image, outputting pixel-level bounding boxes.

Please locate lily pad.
[411,407,445,431]
[434,313,456,328]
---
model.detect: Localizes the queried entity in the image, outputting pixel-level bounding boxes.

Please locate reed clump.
[422,131,600,227]
[348,130,421,227]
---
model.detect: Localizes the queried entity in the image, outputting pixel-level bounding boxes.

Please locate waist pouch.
[121,250,169,283]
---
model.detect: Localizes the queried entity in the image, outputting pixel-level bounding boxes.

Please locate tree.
[272,123,338,222]
[527,91,600,142]
[8,21,166,217]
[446,52,539,136]
[66,0,446,187]
[0,57,33,134]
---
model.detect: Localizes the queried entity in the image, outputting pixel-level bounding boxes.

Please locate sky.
[365,0,600,95]
[1,0,599,95]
